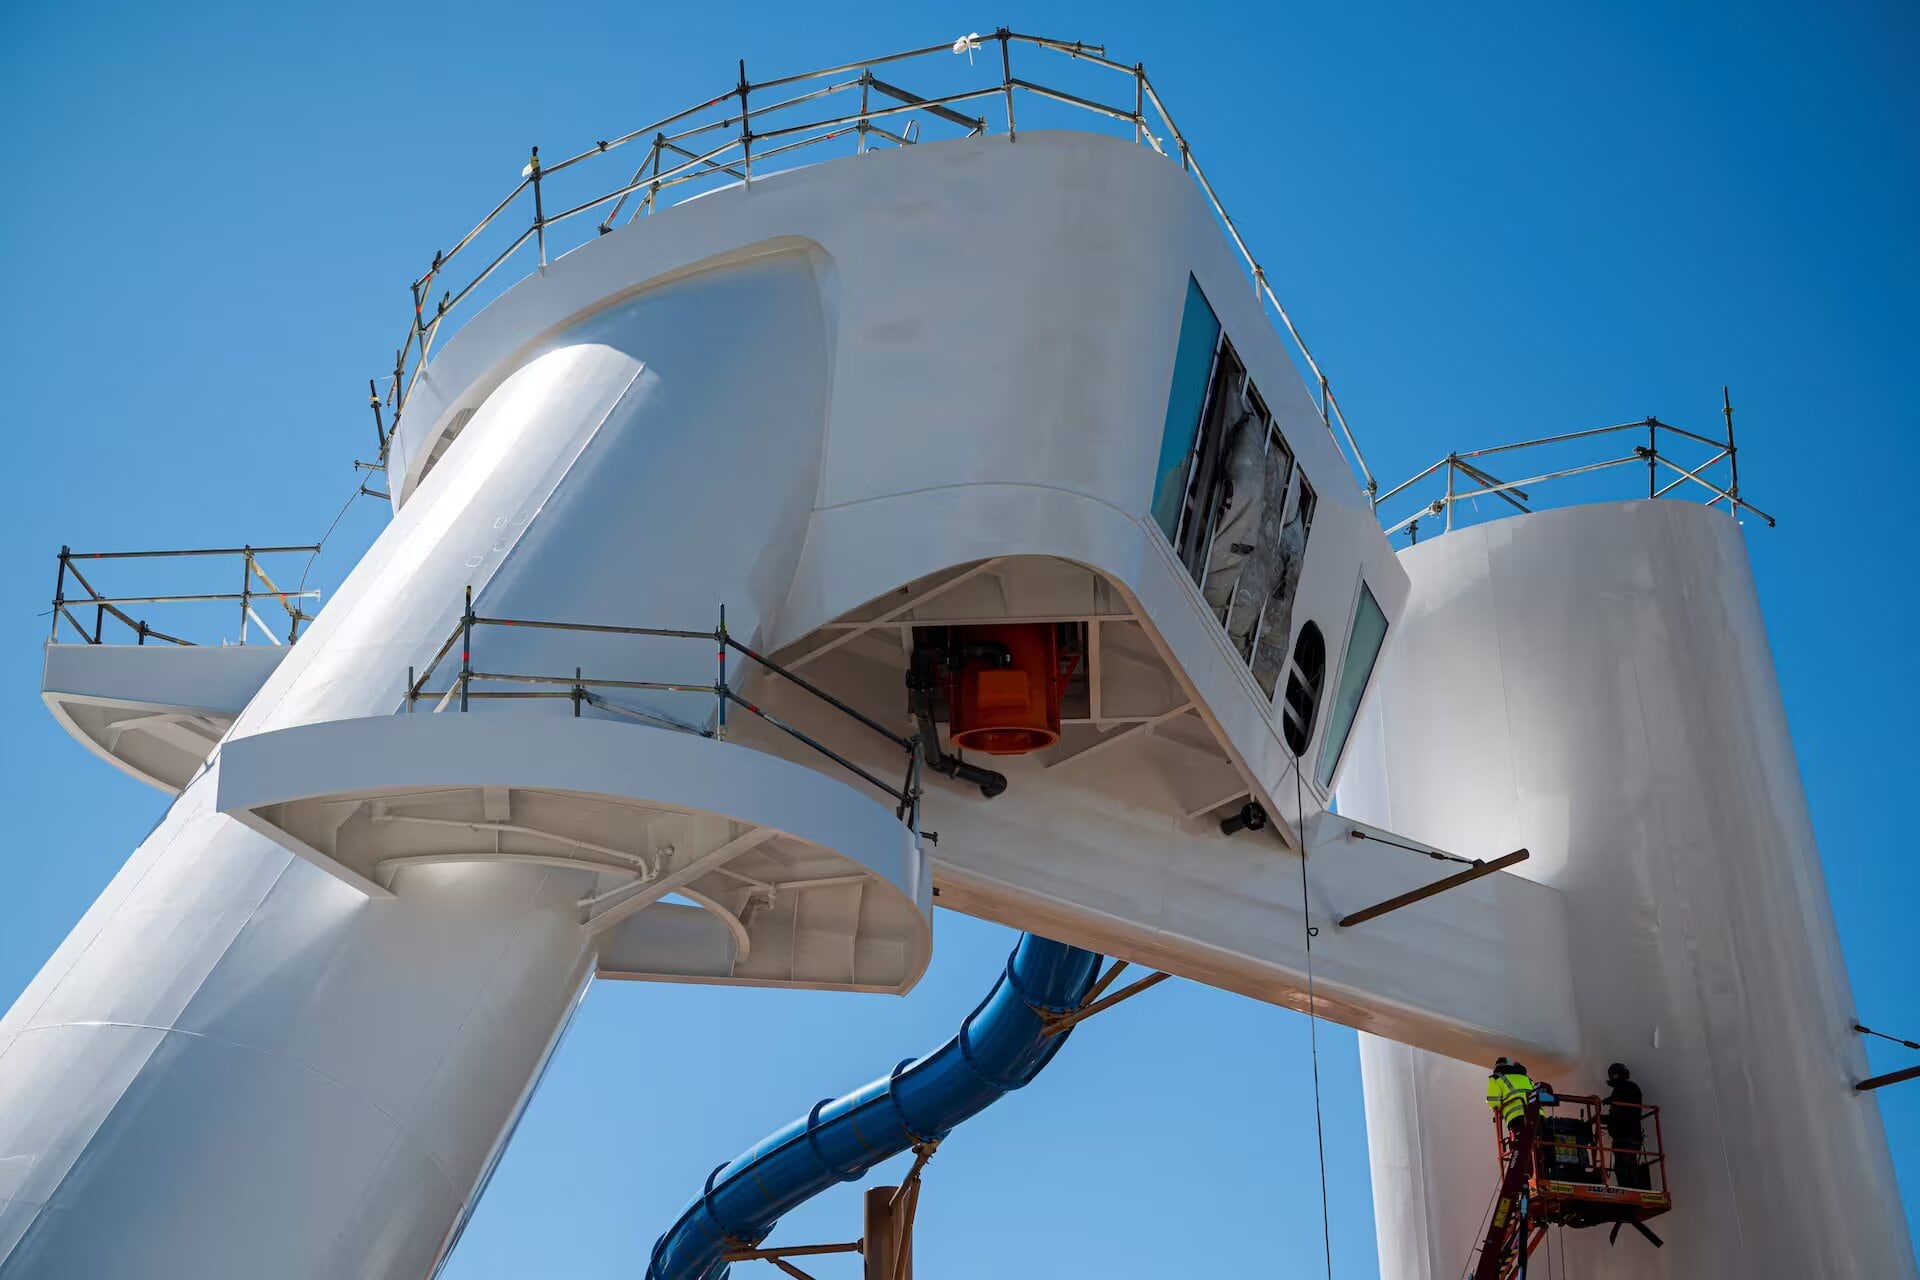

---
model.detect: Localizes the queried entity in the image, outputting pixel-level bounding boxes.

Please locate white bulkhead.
[1339,500,1917,1280]
[5,130,1434,1275]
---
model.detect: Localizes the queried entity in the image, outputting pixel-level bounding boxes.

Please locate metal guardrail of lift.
[403,593,925,837]
[364,29,1379,502]
[48,545,324,646]
[1374,392,1776,544]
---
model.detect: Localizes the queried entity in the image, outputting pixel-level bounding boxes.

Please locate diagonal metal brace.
[1337,849,1531,928]
[1039,966,1171,1039]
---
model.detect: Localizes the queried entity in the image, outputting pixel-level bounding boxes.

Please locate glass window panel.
[1150,277,1221,542]
[1316,583,1389,788]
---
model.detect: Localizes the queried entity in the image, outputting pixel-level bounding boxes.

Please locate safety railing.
[1498,1093,1669,1201]
[403,593,923,834]
[48,545,323,646]
[368,28,1377,499]
[1375,392,1774,543]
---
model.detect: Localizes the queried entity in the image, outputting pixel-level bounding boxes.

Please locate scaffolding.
[1375,391,1774,543]
[403,593,924,835]
[369,29,1377,499]
[48,545,323,647]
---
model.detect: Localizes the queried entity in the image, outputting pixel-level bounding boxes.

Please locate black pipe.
[908,647,1007,799]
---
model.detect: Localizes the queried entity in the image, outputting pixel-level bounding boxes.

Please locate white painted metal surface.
[41,641,286,791]
[1340,500,1916,1280]
[16,118,1893,1278]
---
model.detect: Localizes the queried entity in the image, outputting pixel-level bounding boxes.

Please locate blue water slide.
[647,934,1103,1280]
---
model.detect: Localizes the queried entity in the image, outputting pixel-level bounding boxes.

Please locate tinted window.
[1280,621,1326,756]
[1151,277,1222,542]
[1316,584,1389,787]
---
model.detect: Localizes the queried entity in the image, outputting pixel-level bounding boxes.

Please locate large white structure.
[1340,501,1914,1279]
[3,37,1908,1279]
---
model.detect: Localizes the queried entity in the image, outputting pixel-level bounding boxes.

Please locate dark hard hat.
[1607,1062,1631,1081]
[1492,1056,1514,1074]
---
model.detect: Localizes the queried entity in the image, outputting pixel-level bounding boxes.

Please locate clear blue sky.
[3,2,1914,1276]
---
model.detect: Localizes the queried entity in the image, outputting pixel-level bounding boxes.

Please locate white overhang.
[213,715,932,994]
[41,641,288,792]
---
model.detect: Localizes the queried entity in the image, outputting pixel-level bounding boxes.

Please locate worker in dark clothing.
[1604,1062,1650,1190]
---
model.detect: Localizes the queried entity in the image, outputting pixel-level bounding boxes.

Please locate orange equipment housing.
[948,624,1066,755]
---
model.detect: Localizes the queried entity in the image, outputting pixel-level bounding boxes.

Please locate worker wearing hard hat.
[1486,1057,1534,1133]
[1604,1062,1651,1190]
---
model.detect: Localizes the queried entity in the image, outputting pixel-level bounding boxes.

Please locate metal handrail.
[1376,396,1774,544]
[48,544,323,647]
[404,595,924,835]
[369,29,1378,499]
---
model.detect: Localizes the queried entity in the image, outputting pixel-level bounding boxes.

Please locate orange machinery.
[946,624,1077,756]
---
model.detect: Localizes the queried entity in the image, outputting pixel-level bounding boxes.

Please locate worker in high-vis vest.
[1486,1057,1534,1132]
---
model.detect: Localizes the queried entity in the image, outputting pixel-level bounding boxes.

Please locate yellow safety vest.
[1486,1071,1533,1126]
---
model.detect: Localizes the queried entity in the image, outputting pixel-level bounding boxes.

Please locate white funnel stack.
[1339,499,1915,1279]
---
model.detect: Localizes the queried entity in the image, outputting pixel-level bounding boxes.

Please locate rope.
[1295,757,1334,1280]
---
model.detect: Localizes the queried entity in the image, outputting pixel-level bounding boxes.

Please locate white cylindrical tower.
[1339,499,1915,1278]
[0,240,928,1277]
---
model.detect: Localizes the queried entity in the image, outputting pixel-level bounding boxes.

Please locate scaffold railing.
[404,593,924,835]
[48,545,323,647]
[1375,392,1775,544]
[369,28,1378,499]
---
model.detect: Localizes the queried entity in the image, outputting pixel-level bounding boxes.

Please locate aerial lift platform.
[1471,1089,1671,1280]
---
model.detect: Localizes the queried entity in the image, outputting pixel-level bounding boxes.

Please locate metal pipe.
[459,586,473,713]
[724,689,906,803]
[50,548,68,642]
[725,636,912,747]
[716,603,728,740]
[864,74,985,132]
[1723,387,1740,505]
[1653,448,1730,498]
[1039,970,1171,1038]
[1649,454,1777,526]
[1855,1064,1920,1093]
[722,1243,862,1262]
[1646,417,1729,451]
[440,224,536,315]
[1373,457,1453,506]
[1449,457,1532,514]
[237,547,253,646]
[1337,849,1531,927]
[1449,422,1645,460]
[539,140,740,226]
[474,615,713,639]
[999,29,1017,141]
[465,671,716,692]
[1442,455,1645,504]
[53,592,319,606]
[1002,32,1124,72]
[63,546,320,559]
[737,61,752,182]
[530,148,545,267]
[1006,78,1138,124]
[751,89,1002,144]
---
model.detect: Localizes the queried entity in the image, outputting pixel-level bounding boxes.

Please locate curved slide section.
[648,935,1102,1280]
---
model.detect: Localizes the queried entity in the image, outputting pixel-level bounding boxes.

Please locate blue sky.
[2,2,1914,1276]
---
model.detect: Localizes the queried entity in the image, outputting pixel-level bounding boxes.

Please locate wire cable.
[293,466,382,610]
[1855,1023,1920,1052]
[1295,757,1334,1280]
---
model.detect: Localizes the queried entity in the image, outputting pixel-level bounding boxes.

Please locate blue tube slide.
[647,934,1103,1280]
